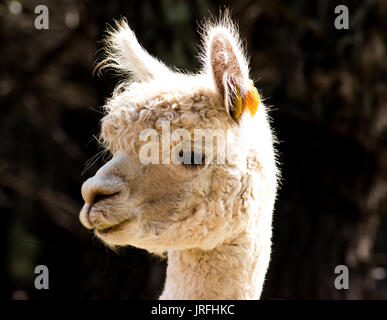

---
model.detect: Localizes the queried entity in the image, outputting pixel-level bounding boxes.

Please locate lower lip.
[96,219,132,234]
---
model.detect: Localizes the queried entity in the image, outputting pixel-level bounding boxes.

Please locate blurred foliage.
[0,0,386,299]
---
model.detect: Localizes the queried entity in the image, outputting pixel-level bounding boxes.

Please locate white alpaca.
[79,14,278,300]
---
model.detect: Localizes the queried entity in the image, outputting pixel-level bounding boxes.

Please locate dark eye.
[179,151,205,166]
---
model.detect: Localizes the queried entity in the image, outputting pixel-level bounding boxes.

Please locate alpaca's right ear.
[204,18,259,120]
[96,19,172,81]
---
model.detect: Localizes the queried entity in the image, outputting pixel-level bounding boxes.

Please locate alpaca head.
[79,17,278,255]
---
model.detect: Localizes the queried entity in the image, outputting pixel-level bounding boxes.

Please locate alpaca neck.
[159,228,271,300]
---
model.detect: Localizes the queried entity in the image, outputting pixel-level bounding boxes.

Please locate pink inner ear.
[227,76,237,101]
[209,33,245,107]
[226,76,237,114]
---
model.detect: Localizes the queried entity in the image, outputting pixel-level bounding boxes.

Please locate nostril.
[81,175,124,205]
[92,191,120,205]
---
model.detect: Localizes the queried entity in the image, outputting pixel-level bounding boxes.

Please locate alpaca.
[79,14,278,300]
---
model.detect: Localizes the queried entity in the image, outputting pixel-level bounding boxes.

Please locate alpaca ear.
[205,24,260,120]
[96,19,172,81]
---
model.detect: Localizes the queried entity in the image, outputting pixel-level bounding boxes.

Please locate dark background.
[1,0,386,299]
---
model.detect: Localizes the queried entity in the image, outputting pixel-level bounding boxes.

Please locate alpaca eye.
[179,151,205,166]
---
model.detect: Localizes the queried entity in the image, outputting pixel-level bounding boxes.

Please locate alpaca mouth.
[96,219,132,234]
